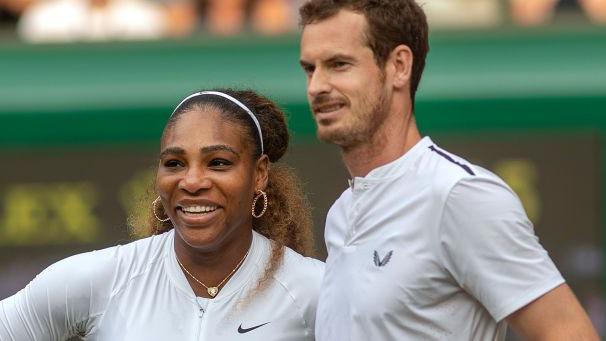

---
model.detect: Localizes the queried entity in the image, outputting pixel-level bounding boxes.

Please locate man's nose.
[307,68,331,98]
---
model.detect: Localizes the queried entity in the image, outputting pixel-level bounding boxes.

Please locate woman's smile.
[176,202,222,227]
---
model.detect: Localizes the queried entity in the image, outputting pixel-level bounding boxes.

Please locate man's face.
[300,9,390,148]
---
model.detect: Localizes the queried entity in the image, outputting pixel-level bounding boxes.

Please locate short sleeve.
[438,176,564,322]
[0,249,116,340]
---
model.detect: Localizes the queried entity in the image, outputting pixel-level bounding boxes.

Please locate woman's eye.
[163,159,182,168]
[209,159,232,168]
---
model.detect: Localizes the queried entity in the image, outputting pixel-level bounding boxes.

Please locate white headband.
[171,91,264,154]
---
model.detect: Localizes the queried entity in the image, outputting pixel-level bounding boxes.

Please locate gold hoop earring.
[153,197,171,222]
[251,190,268,218]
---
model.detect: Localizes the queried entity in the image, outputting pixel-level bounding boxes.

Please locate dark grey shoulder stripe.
[428,145,475,176]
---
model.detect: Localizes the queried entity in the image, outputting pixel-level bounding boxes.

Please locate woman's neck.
[174,230,253,298]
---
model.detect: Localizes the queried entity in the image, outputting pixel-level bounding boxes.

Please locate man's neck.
[342,112,421,178]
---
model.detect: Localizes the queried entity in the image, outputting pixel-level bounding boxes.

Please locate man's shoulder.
[326,186,353,215]
[417,142,507,195]
[420,143,514,199]
[420,143,477,178]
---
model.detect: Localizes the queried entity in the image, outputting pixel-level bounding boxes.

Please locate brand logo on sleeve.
[238,322,270,334]
[373,250,393,267]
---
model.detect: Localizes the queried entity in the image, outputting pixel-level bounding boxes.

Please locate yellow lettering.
[49,183,99,243]
[493,159,541,224]
[0,182,101,246]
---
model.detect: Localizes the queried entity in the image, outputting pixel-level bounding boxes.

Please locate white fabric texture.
[0,230,324,340]
[315,136,564,341]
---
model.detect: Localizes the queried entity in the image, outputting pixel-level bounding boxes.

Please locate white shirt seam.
[270,274,311,335]
[436,178,466,280]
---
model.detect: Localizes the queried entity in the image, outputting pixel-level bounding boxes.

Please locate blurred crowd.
[0,0,306,42]
[0,0,605,43]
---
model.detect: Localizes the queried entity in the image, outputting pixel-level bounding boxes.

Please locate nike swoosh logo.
[238,322,270,334]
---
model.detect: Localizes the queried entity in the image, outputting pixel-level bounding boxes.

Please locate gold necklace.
[176,248,250,298]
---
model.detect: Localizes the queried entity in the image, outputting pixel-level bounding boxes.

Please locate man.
[298,0,599,339]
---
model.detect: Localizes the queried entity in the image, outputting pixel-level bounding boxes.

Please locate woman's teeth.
[181,205,217,214]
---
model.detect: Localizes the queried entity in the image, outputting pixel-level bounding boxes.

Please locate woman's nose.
[178,166,212,194]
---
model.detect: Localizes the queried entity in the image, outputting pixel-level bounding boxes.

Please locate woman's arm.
[0,249,116,340]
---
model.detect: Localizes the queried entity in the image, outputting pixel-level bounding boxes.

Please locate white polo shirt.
[0,230,324,340]
[315,137,564,341]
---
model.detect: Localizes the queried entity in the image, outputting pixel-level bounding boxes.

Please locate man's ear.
[388,44,413,89]
[255,154,269,191]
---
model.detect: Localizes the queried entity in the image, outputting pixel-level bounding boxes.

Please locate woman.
[0,89,324,340]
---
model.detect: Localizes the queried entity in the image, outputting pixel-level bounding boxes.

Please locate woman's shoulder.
[250,231,324,306]
[268,247,324,332]
[113,230,174,266]
[43,230,174,287]
[273,246,324,297]
[254,232,323,274]
[253,232,324,288]
[282,247,325,279]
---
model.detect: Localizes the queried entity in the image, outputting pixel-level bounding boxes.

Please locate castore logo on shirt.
[373,250,393,267]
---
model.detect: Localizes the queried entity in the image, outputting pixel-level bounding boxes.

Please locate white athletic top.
[0,230,324,340]
[315,137,564,341]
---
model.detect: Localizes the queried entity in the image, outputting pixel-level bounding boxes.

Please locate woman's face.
[156,108,268,252]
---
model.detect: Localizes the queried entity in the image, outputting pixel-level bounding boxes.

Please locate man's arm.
[439,175,599,339]
[507,283,599,340]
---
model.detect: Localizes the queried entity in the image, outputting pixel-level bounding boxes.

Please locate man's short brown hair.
[300,0,429,107]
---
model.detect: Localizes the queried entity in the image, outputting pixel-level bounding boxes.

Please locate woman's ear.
[255,154,269,191]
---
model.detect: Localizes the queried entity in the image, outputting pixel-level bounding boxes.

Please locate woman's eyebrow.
[159,147,185,159]
[159,145,241,159]
[201,145,240,159]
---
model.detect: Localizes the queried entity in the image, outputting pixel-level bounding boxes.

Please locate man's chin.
[317,129,352,147]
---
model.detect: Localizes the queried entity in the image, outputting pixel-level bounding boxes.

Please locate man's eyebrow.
[300,59,314,68]
[300,54,356,67]
[201,145,240,158]
[325,54,356,64]
[159,147,185,159]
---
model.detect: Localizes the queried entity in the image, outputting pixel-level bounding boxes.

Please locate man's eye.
[304,67,314,76]
[333,61,349,69]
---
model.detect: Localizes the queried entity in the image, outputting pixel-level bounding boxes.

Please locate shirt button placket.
[195,298,209,340]
[348,181,368,242]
